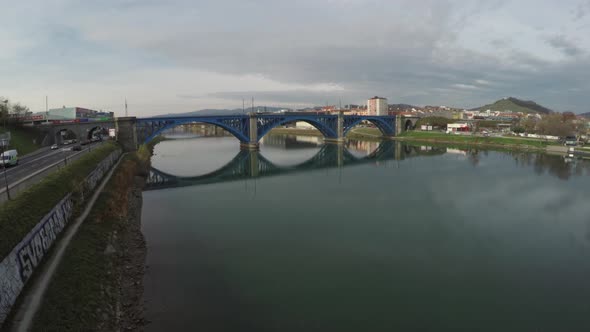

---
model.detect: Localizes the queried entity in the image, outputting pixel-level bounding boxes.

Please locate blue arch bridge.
[145,141,446,191]
[119,112,418,151]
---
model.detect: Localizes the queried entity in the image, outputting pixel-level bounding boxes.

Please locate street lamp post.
[1,140,10,200]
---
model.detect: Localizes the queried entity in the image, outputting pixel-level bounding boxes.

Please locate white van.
[0,150,18,167]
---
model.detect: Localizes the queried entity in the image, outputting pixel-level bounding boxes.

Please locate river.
[142,134,590,332]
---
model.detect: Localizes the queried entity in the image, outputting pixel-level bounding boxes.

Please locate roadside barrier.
[0,145,102,204]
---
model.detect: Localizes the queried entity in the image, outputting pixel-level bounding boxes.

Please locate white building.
[367,96,388,116]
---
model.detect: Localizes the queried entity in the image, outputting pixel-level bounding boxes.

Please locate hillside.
[475,97,553,114]
[580,112,590,118]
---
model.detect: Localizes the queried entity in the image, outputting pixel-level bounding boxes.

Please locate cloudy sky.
[1,0,589,116]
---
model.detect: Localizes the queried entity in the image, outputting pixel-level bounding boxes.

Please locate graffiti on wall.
[0,149,121,327]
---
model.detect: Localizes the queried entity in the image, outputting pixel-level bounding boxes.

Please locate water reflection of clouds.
[428,160,590,249]
[151,137,239,177]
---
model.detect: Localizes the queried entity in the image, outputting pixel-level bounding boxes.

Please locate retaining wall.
[0,149,121,326]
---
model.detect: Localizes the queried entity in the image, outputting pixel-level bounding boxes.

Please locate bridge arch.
[87,126,107,140]
[343,117,395,137]
[256,117,338,141]
[140,117,250,144]
[55,128,78,144]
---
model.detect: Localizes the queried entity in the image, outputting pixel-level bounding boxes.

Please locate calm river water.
[142,135,590,332]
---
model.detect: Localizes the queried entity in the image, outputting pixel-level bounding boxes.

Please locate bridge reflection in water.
[145,141,446,191]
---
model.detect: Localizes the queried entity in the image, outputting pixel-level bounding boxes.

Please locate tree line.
[0,96,30,126]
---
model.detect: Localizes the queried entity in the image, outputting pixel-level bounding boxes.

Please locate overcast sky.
[1,0,589,116]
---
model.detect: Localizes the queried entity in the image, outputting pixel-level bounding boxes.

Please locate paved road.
[0,141,105,191]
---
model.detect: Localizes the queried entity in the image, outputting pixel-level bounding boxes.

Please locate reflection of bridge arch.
[145,141,408,191]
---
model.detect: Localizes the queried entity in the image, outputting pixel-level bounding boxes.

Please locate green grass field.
[397,131,553,148]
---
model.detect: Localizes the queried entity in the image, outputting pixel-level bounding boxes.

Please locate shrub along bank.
[0,142,118,260]
[31,139,160,331]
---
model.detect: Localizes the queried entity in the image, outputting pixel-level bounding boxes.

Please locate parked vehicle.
[564,136,577,146]
[72,145,82,151]
[0,150,19,167]
[51,144,59,150]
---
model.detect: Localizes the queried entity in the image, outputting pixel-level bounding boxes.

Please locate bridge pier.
[323,111,345,144]
[395,115,403,136]
[249,151,259,177]
[116,117,138,151]
[241,113,260,150]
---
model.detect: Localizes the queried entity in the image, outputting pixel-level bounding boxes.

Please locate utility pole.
[125,98,128,117]
[1,140,10,200]
[45,96,49,123]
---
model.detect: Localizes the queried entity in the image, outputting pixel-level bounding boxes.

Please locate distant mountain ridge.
[474,97,553,114]
[155,106,285,117]
[580,112,590,118]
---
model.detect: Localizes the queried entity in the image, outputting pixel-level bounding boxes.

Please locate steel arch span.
[137,116,251,144]
[136,114,401,145]
[256,114,339,140]
[342,116,396,136]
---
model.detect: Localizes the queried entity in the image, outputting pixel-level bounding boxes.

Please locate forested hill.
[475,97,554,114]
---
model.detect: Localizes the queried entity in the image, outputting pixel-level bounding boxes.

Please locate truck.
[0,150,18,167]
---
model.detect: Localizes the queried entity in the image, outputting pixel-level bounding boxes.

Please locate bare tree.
[0,98,9,131]
[520,117,538,133]
[11,103,29,124]
[536,113,575,137]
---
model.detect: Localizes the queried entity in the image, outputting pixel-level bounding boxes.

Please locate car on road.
[72,145,82,151]
[51,144,59,150]
[0,150,19,167]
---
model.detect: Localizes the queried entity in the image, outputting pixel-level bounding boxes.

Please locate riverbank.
[28,143,157,331]
[268,127,560,151]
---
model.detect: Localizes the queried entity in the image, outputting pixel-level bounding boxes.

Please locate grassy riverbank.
[397,131,553,148]
[31,140,159,331]
[269,127,559,150]
[0,142,118,259]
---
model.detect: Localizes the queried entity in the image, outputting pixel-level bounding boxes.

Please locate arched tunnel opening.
[55,129,78,145]
[405,119,414,131]
[87,126,109,141]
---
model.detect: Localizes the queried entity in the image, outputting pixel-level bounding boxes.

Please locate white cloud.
[1,0,590,115]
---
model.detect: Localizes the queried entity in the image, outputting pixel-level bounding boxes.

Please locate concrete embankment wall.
[0,149,122,327]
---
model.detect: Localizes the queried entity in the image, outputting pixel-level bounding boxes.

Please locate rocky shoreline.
[114,175,147,331]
